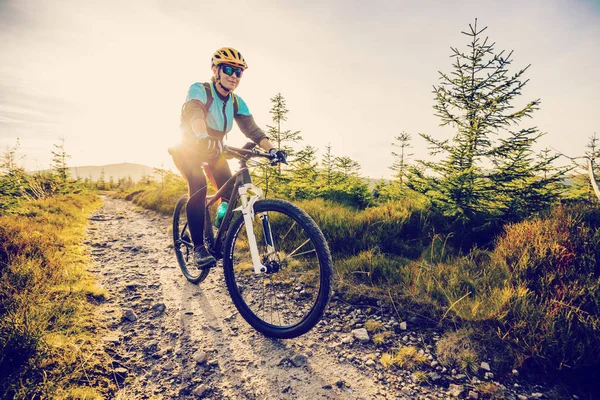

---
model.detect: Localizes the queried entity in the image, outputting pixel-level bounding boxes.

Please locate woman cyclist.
[172,47,286,269]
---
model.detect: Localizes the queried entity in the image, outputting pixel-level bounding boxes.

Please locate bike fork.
[238,184,269,274]
[259,213,276,256]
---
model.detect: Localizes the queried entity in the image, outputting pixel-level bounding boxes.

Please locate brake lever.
[268,155,287,166]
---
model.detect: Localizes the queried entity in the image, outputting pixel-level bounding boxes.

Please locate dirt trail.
[86,196,552,400]
[87,196,395,399]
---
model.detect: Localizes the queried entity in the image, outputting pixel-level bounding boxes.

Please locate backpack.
[180,82,239,139]
[201,82,239,117]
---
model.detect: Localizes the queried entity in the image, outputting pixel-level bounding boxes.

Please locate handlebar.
[223,143,286,166]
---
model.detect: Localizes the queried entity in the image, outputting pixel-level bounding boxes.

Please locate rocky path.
[86,196,555,400]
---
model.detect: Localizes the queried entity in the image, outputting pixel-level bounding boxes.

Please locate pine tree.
[409,19,560,225]
[288,145,319,199]
[321,143,337,189]
[51,136,71,185]
[97,169,106,190]
[489,129,566,221]
[1,139,20,174]
[267,93,302,176]
[0,139,27,200]
[390,132,413,187]
[334,156,361,178]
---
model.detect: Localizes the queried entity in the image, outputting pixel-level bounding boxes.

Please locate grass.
[0,193,116,399]
[372,331,394,345]
[380,346,429,371]
[364,319,384,333]
[436,328,480,375]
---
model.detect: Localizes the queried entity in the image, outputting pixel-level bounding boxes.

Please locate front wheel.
[223,199,333,338]
[173,195,210,284]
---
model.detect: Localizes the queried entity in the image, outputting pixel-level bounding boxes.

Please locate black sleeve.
[235,114,268,144]
[180,99,206,128]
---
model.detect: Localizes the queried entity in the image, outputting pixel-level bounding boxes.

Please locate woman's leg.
[172,148,217,269]
[207,155,234,203]
[172,153,207,246]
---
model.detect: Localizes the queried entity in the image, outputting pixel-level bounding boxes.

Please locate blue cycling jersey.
[181,81,266,144]
[186,82,250,134]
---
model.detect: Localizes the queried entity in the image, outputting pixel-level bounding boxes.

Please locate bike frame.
[187,146,276,274]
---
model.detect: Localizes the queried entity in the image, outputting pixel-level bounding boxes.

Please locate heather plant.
[492,204,600,371]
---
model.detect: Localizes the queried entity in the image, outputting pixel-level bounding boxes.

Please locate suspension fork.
[259,213,276,256]
[238,184,269,274]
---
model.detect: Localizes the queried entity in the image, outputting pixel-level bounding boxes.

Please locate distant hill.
[68,163,155,182]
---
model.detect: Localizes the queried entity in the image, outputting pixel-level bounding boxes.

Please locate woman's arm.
[258,138,275,152]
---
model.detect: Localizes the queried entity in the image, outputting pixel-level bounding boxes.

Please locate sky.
[0,0,599,179]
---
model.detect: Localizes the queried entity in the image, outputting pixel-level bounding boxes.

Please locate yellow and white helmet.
[211,47,248,69]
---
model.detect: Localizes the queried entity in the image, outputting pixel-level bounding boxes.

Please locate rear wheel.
[173,195,210,284]
[223,199,332,338]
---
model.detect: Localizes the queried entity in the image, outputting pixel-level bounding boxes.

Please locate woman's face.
[213,64,241,92]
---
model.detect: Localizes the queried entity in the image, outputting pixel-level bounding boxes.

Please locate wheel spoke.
[284,248,317,260]
[287,238,312,258]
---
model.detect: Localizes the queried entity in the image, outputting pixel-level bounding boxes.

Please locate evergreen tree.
[51,136,71,185]
[1,139,20,174]
[585,133,600,163]
[334,156,361,179]
[154,164,169,189]
[287,145,319,199]
[390,132,413,187]
[409,19,561,226]
[321,143,337,189]
[489,129,566,221]
[267,93,302,175]
[0,139,27,201]
[97,169,106,190]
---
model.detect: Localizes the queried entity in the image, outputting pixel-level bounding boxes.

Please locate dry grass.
[380,346,429,372]
[372,331,394,345]
[396,346,428,369]
[380,353,395,368]
[364,319,384,333]
[475,382,505,400]
[0,193,116,398]
[436,328,480,375]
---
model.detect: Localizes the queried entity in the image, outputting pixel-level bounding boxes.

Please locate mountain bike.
[172,143,333,338]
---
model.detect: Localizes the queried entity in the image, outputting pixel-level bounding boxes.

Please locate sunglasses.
[221,65,244,78]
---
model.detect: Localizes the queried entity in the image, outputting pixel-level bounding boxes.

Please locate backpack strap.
[204,81,239,117]
[201,82,214,113]
[232,93,239,117]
